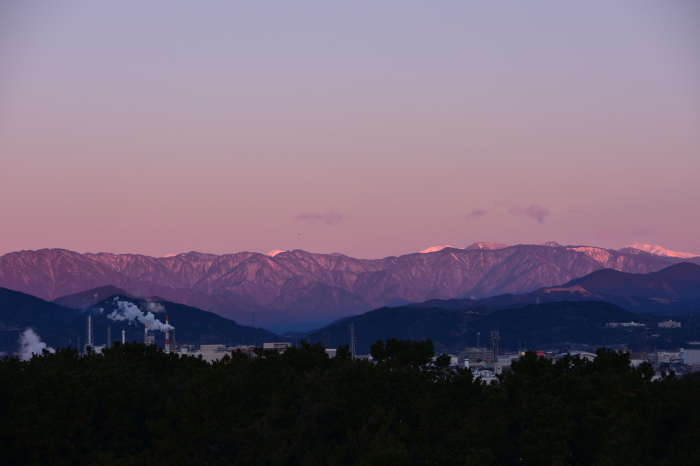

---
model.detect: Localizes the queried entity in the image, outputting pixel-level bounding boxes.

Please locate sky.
[1,1,699,259]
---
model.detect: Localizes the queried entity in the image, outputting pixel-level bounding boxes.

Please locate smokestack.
[85,315,94,354]
[165,315,170,353]
[122,330,125,344]
[107,325,111,349]
[144,325,148,344]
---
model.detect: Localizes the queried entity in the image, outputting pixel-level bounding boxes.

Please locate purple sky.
[1,1,699,258]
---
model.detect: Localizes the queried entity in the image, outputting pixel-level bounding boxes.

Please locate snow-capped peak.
[267,250,286,257]
[420,245,453,254]
[626,243,698,259]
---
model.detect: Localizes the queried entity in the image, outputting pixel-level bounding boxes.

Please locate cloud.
[294,210,348,226]
[466,209,487,221]
[596,229,618,239]
[507,204,551,223]
[632,228,657,237]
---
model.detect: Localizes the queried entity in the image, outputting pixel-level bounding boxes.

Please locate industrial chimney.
[85,315,94,354]
[165,315,170,353]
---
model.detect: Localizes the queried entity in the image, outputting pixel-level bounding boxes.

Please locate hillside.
[0,287,281,356]
[305,301,651,354]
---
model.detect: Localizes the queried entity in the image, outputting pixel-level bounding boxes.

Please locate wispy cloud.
[596,229,618,239]
[632,228,657,237]
[507,203,551,223]
[294,210,349,226]
[466,209,487,221]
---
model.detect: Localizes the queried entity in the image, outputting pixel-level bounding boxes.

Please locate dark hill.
[0,287,282,356]
[306,300,643,355]
[479,301,637,349]
[53,285,133,308]
[0,287,82,353]
[89,296,281,348]
[561,262,700,300]
[650,262,700,281]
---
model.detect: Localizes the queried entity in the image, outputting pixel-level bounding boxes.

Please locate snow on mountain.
[421,242,510,253]
[2,243,699,329]
[420,245,453,253]
[464,242,509,250]
[567,247,613,263]
[626,243,699,259]
[267,250,285,257]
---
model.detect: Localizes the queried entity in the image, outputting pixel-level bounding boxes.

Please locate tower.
[165,316,171,353]
[107,325,111,349]
[85,315,94,353]
[144,326,155,346]
[349,322,356,359]
[491,330,500,373]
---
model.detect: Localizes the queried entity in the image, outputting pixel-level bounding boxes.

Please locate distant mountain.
[537,262,700,313]
[408,263,700,315]
[0,287,281,356]
[2,244,699,330]
[557,262,700,299]
[420,242,509,253]
[52,285,134,308]
[465,242,510,250]
[625,243,698,259]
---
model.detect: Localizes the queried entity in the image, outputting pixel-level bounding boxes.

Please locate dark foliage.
[1,342,698,464]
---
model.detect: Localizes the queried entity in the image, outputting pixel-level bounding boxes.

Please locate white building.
[263,342,292,353]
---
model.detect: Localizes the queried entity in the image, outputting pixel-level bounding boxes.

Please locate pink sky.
[1,1,699,258]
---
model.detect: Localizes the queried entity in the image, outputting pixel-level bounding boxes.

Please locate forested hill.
[0,343,698,464]
[305,301,643,354]
[0,288,280,355]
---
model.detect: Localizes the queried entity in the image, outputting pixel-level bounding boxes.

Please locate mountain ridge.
[2,244,698,329]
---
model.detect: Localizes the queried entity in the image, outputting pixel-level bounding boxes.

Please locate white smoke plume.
[17,328,55,361]
[146,302,165,313]
[107,300,173,332]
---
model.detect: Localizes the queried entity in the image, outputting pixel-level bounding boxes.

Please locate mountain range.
[305,262,700,354]
[1,242,698,331]
[2,261,699,356]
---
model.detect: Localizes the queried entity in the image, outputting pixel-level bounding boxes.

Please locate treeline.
[1,341,699,465]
